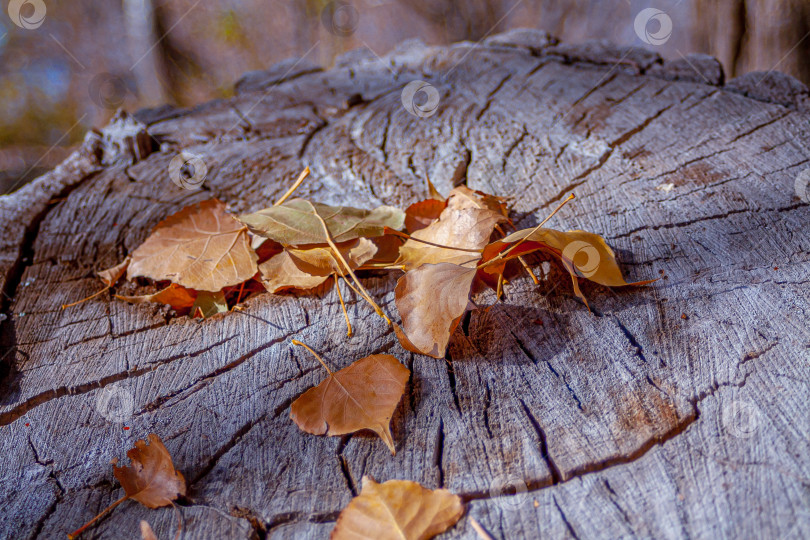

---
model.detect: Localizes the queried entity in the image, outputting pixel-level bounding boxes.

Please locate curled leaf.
[394,263,477,358]
[127,199,258,292]
[239,199,405,246]
[331,476,464,540]
[259,238,378,292]
[404,199,447,233]
[481,227,655,305]
[116,283,197,312]
[290,349,409,454]
[112,433,186,508]
[97,256,131,287]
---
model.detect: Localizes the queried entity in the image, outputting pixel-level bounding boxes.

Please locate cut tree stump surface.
[1,30,809,539]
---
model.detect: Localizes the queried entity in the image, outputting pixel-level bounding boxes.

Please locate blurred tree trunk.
[124,0,170,106]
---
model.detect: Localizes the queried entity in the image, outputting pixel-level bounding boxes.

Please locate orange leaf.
[331,476,464,540]
[116,283,197,312]
[127,199,258,292]
[290,347,409,454]
[404,199,447,233]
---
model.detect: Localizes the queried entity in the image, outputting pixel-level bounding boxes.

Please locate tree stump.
[2,30,809,539]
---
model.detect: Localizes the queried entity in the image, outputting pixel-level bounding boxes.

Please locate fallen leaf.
[113,433,186,508]
[192,290,229,318]
[290,342,409,454]
[116,284,197,312]
[259,238,377,292]
[97,257,131,287]
[239,199,405,246]
[331,476,464,540]
[69,434,185,539]
[397,188,507,271]
[394,263,477,358]
[127,199,258,292]
[480,227,654,305]
[404,199,446,233]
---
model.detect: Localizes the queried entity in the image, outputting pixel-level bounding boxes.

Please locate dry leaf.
[140,521,158,540]
[404,199,446,233]
[397,188,507,271]
[394,263,477,358]
[259,238,377,292]
[97,256,131,287]
[116,284,197,312]
[127,199,258,292]
[290,349,409,454]
[239,199,405,246]
[192,290,229,318]
[331,476,464,540]
[481,227,655,305]
[112,433,186,508]
[446,185,508,218]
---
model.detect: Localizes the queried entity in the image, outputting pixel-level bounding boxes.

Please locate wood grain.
[1,30,808,539]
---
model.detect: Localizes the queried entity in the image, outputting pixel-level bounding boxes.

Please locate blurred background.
[2,0,809,194]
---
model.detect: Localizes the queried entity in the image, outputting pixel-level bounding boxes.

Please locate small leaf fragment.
[290,352,410,454]
[331,476,464,540]
[97,257,131,287]
[191,290,229,318]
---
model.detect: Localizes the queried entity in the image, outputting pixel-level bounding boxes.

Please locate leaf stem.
[274,167,310,206]
[61,286,109,309]
[384,229,482,253]
[334,274,353,337]
[291,339,332,374]
[67,495,128,539]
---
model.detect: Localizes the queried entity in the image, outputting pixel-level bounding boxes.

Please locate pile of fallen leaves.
[66,168,650,539]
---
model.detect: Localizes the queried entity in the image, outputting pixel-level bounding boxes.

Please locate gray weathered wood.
[1,30,809,539]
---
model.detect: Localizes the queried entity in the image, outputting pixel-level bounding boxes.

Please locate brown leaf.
[290,351,409,454]
[404,199,446,233]
[397,188,507,271]
[259,238,377,292]
[112,433,186,508]
[191,290,229,318]
[127,199,258,292]
[97,256,131,287]
[331,476,464,540]
[394,263,476,358]
[116,284,197,312]
[239,199,405,246]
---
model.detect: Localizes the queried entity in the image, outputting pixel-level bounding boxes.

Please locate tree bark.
[1,30,809,539]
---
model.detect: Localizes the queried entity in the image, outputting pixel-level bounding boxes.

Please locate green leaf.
[238,199,405,246]
[192,290,228,318]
